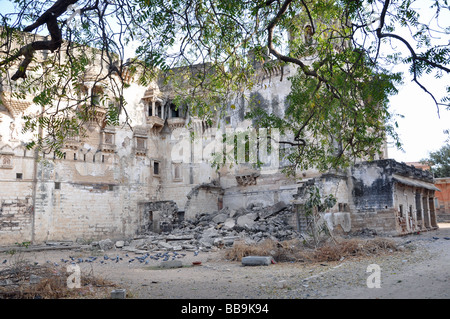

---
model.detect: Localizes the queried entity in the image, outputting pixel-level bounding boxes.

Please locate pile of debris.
[102,201,302,253]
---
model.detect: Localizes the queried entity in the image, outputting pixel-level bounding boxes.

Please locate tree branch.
[375,0,449,114]
[7,0,80,80]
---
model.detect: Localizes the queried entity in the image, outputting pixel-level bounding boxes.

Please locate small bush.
[224,237,398,263]
[0,261,116,299]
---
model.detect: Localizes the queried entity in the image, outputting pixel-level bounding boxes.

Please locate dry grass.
[223,237,399,263]
[0,261,116,299]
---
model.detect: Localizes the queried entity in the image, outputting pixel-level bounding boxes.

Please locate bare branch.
[375,0,449,114]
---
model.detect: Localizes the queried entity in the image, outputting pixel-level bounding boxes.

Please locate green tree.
[422,144,450,178]
[0,0,448,171]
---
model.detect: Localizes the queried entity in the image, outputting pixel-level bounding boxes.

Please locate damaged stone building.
[0,34,440,246]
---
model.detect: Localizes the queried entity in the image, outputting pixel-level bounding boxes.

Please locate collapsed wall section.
[138,200,179,233]
[184,180,224,220]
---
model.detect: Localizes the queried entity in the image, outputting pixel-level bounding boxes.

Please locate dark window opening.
[157,104,162,118]
[177,211,185,223]
[55,182,61,190]
[170,103,179,118]
[16,173,23,180]
[153,161,160,175]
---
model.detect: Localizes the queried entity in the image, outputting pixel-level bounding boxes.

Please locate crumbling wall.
[349,161,396,234]
[184,180,223,220]
[0,146,35,245]
[292,160,439,237]
[221,171,298,212]
[138,200,179,233]
[350,159,438,235]
[0,193,34,244]
[294,173,351,235]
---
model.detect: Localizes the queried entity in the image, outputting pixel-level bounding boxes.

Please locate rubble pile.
[111,201,301,253]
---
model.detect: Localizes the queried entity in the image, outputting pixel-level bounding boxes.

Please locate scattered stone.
[212,213,228,224]
[236,213,258,229]
[242,256,274,266]
[95,203,299,254]
[260,201,288,219]
[182,244,196,250]
[99,239,114,251]
[122,247,137,253]
[115,241,125,248]
[223,218,236,230]
[277,280,288,288]
[159,260,183,269]
[111,289,126,299]
[157,241,173,250]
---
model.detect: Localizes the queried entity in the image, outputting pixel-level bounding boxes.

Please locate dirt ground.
[1,223,449,300]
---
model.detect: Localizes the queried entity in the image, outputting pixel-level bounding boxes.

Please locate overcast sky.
[387,74,449,163]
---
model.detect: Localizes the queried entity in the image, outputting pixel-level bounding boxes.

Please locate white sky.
[382,0,450,163]
[387,77,449,163]
[0,0,448,163]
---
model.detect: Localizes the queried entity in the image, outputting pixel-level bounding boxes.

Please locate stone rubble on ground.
[93,201,301,254]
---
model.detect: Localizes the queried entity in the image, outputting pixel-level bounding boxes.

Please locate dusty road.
[1,224,449,300]
[315,223,450,299]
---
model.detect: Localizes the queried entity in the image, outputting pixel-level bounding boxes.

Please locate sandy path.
[1,224,449,300]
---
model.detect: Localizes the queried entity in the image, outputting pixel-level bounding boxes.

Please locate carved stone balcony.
[146,116,165,133]
[167,117,186,131]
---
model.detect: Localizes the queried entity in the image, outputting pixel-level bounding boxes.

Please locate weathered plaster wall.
[435,178,450,222]
[0,77,162,244]
[349,159,438,235]
[0,40,441,246]
[0,145,35,244]
[184,181,223,220]
[29,139,156,243]
[349,161,397,234]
